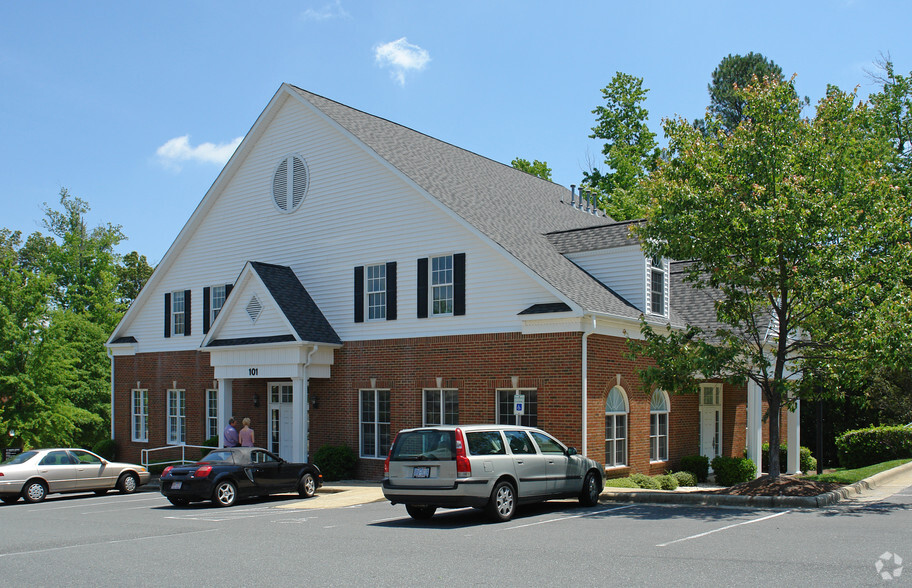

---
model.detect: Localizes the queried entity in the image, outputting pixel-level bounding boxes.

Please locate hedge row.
[836,426,912,469]
[710,456,756,486]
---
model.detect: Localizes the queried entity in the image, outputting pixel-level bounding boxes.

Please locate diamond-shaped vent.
[272,154,309,212]
[246,295,263,323]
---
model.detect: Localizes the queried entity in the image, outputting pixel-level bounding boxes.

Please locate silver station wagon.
[382,425,603,522]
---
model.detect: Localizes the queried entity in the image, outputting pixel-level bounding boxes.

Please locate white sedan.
[0,448,150,503]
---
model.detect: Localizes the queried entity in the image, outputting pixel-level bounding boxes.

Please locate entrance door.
[699,384,723,461]
[268,383,294,460]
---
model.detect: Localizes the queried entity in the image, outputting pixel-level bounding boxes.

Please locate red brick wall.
[112,333,787,479]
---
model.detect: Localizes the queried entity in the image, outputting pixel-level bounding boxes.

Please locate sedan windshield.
[2,451,37,465]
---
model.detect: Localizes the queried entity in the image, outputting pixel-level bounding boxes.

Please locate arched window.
[650,389,669,462]
[605,387,628,467]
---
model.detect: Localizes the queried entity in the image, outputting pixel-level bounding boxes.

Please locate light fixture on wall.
[309,394,318,409]
[253,393,260,407]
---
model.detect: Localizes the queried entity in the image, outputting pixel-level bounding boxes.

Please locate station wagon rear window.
[389,430,455,461]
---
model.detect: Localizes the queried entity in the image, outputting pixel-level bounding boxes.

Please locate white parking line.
[21,495,164,511]
[0,529,217,558]
[501,504,637,531]
[656,510,791,547]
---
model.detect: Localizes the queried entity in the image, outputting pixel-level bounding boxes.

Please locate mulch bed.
[706,475,842,497]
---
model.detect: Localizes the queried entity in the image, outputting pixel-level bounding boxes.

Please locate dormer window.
[647,256,668,317]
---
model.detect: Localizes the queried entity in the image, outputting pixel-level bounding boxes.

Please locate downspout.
[581,315,596,455]
[107,348,115,440]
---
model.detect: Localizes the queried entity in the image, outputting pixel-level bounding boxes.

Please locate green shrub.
[604,476,639,488]
[629,473,661,490]
[673,471,697,487]
[680,455,709,482]
[657,474,679,490]
[711,456,757,486]
[312,444,357,481]
[92,438,117,460]
[757,443,817,473]
[202,435,219,447]
[836,426,912,469]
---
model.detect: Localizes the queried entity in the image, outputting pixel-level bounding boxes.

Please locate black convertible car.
[160,447,322,507]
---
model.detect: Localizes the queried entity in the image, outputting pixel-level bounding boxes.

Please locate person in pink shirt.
[239,417,255,447]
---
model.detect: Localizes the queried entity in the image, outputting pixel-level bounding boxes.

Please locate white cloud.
[374,37,430,86]
[155,135,242,171]
[301,0,350,21]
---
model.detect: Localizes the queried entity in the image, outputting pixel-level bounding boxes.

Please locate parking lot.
[1,478,911,586]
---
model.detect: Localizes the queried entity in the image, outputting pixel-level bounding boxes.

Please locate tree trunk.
[767,392,781,478]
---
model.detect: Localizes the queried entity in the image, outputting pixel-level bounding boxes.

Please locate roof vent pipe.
[570,185,576,207]
[586,190,592,213]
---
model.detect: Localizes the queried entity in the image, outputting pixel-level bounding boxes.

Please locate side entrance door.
[699,384,723,462]
[268,383,294,461]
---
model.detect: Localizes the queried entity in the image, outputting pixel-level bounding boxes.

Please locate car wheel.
[213,480,237,507]
[298,473,316,498]
[22,480,48,503]
[579,471,601,506]
[167,497,190,506]
[405,504,437,520]
[1,495,19,504]
[486,480,516,522]
[117,473,139,494]
[94,489,109,496]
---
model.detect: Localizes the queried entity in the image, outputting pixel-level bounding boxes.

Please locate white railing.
[141,444,214,468]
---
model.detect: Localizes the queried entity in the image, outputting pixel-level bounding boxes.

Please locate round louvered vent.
[272,154,309,212]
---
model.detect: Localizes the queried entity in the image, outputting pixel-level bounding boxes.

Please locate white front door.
[699,384,723,461]
[268,383,294,460]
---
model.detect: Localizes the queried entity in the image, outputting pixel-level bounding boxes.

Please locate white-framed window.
[131,389,148,442]
[650,389,670,462]
[647,256,668,317]
[431,255,454,316]
[423,389,458,426]
[605,386,628,467]
[360,389,390,458]
[366,264,387,320]
[167,388,186,445]
[496,388,537,427]
[206,389,219,440]
[210,285,227,323]
[172,290,186,335]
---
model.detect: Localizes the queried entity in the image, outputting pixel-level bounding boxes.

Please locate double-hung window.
[132,389,148,442]
[605,387,628,467]
[167,389,186,445]
[650,389,669,462]
[431,255,454,316]
[496,389,537,427]
[647,257,667,317]
[206,389,219,440]
[172,291,186,335]
[366,264,387,320]
[360,389,390,458]
[417,253,465,318]
[423,389,458,426]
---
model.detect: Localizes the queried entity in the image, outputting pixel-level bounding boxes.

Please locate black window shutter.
[454,253,466,316]
[225,283,233,299]
[354,266,364,323]
[417,258,428,319]
[164,293,171,338]
[203,287,211,334]
[183,289,192,336]
[386,261,397,321]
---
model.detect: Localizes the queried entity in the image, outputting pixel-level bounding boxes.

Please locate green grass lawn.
[802,458,911,484]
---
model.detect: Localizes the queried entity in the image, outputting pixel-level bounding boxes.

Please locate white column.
[787,392,801,474]
[746,380,762,478]
[217,378,233,448]
[292,377,308,462]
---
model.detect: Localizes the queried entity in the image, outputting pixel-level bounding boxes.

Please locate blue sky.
[2,1,909,263]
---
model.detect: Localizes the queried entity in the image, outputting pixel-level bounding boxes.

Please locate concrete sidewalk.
[142,461,912,509]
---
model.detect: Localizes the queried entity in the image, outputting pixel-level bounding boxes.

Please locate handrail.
[141,444,214,468]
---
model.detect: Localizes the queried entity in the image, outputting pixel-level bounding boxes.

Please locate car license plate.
[171,481,182,489]
[413,467,430,479]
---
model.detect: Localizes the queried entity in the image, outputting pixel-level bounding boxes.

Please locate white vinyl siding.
[112,96,561,352]
[566,246,646,311]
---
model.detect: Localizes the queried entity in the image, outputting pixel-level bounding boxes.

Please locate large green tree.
[631,76,912,477]
[705,52,786,132]
[583,72,660,220]
[511,157,552,181]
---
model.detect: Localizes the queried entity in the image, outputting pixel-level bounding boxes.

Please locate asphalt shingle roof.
[288,86,646,321]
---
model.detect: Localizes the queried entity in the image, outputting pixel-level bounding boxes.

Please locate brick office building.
[107,85,797,479]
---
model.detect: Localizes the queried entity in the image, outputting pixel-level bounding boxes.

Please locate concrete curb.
[599,460,912,509]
